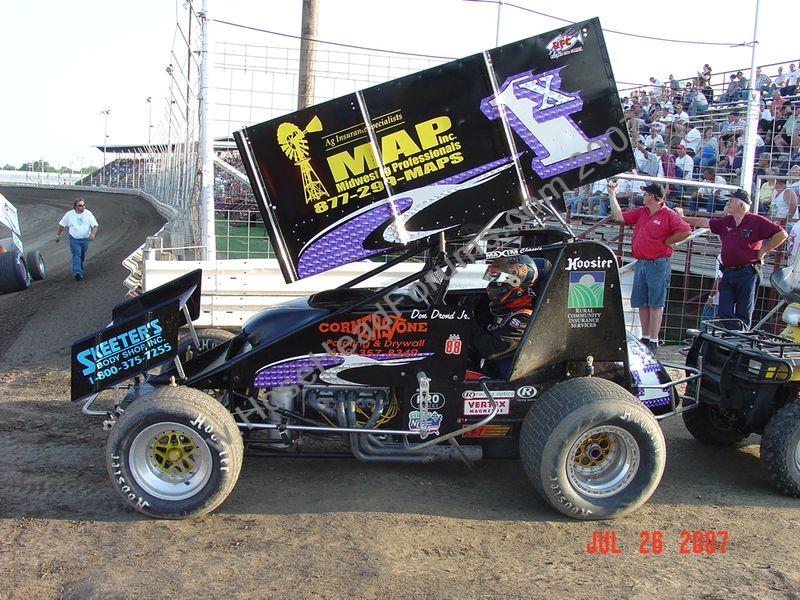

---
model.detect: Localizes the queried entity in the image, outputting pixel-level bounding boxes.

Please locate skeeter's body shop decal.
[70,302,180,400]
[235,17,634,283]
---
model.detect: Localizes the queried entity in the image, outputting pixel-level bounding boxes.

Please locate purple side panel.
[253,352,434,388]
[627,336,671,408]
[254,355,343,388]
[297,197,413,278]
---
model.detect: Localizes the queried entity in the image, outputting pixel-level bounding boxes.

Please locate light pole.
[146,97,153,144]
[100,108,110,185]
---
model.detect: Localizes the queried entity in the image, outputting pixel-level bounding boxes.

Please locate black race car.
[70,18,690,520]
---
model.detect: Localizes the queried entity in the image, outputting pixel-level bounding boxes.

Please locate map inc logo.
[568,271,605,308]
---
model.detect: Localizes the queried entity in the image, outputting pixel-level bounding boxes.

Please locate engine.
[232,385,397,448]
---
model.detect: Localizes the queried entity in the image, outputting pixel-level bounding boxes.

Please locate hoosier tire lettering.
[105,386,243,519]
[520,377,666,520]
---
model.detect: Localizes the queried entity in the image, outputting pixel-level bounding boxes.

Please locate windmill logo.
[277,116,329,204]
[568,271,605,308]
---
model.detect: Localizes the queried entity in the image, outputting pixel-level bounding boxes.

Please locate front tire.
[520,377,666,520]
[106,385,243,519]
[760,400,800,497]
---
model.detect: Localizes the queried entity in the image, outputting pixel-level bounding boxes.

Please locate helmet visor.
[483,267,521,287]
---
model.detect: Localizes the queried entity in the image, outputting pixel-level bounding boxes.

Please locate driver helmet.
[483,254,538,314]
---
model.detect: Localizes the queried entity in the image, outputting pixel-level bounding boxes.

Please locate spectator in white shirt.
[789,166,800,198]
[683,122,702,155]
[643,128,664,150]
[672,103,689,122]
[783,63,799,96]
[689,89,708,115]
[675,145,694,180]
[635,141,664,177]
[614,177,643,208]
[770,176,798,224]
[761,101,773,121]
[649,76,663,96]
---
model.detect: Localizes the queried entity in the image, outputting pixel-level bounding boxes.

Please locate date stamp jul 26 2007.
[585,530,729,555]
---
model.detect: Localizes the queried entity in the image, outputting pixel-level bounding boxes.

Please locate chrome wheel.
[567,425,640,498]
[129,422,212,501]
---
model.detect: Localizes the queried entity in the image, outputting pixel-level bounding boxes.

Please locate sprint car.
[70,18,689,520]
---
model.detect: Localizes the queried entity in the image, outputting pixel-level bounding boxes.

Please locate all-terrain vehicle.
[682,244,800,496]
[70,19,689,520]
[0,191,46,292]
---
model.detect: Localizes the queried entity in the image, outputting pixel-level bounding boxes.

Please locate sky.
[1,0,797,169]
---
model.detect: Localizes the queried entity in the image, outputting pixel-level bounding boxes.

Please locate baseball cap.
[729,189,750,204]
[676,144,686,150]
[640,183,665,199]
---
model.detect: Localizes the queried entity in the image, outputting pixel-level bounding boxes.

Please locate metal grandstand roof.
[96,137,237,154]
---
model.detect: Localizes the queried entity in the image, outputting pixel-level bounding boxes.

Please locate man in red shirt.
[609,182,691,350]
[677,189,787,329]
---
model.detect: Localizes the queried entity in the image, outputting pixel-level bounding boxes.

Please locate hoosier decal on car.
[565,257,612,329]
[462,390,513,416]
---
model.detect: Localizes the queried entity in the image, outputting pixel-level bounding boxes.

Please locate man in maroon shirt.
[609,182,691,350]
[677,189,787,329]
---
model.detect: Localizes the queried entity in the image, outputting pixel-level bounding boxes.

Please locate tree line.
[2,160,98,174]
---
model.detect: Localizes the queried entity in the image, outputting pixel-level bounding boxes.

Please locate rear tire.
[0,249,30,293]
[177,328,235,362]
[106,385,243,519]
[683,403,747,446]
[760,400,800,497]
[25,250,45,280]
[519,377,666,520]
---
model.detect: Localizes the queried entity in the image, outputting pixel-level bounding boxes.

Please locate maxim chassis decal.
[236,17,634,282]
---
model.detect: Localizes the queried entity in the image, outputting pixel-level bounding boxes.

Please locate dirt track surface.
[0,186,164,370]
[1,187,799,599]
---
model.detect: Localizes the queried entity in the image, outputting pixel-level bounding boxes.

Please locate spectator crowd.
[566,61,800,231]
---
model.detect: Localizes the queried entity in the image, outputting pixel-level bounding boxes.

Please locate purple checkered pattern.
[297,197,413,278]
[253,355,343,388]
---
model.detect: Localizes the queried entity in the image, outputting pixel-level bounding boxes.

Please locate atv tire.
[25,250,45,280]
[760,399,800,497]
[520,377,666,520]
[106,385,243,519]
[0,249,31,293]
[683,403,747,446]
